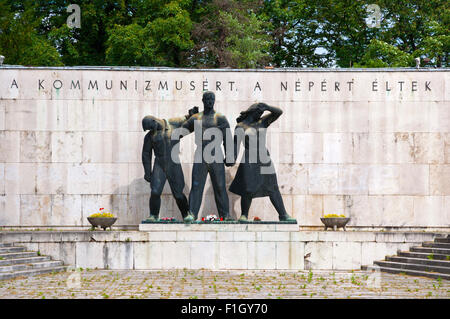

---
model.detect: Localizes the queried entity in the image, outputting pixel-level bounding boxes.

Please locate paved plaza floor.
[0,269,449,299]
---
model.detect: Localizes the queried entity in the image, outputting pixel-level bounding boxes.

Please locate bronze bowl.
[87,217,117,230]
[320,217,350,231]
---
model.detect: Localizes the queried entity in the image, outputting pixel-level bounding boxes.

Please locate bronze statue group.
[142,91,296,223]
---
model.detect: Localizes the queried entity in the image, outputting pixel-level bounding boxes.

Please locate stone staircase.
[364,234,450,280]
[0,243,66,280]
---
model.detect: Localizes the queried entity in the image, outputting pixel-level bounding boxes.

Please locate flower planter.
[87,217,117,231]
[320,217,350,231]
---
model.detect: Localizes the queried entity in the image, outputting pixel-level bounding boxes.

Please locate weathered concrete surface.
[0,230,445,271]
[0,67,449,228]
[0,268,449,299]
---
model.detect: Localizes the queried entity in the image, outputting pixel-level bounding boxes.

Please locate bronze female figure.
[229,103,296,222]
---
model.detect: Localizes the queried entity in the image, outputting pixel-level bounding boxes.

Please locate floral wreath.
[202,214,223,222]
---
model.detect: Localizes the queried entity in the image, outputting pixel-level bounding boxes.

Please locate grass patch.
[307,270,313,283]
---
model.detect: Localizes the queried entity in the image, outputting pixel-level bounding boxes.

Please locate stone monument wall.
[0,67,448,228]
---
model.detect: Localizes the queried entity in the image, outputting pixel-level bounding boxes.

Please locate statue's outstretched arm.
[180,114,196,134]
[169,106,199,131]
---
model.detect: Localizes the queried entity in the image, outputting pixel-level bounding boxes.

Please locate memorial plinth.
[138,221,302,269]
[139,221,298,232]
[1,230,444,271]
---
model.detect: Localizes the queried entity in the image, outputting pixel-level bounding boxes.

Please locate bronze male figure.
[182,92,233,220]
[142,107,198,222]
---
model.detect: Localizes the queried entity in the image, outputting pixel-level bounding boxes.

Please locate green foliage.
[413,19,450,67]
[260,0,324,67]
[0,1,63,66]
[105,23,153,66]
[104,1,194,66]
[303,0,377,68]
[0,0,447,68]
[355,39,414,67]
[20,35,64,66]
[144,1,194,66]
[375,1,447,67]
[220,11,270,68]
[189,0,270,68]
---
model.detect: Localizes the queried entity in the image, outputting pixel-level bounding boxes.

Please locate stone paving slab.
[0,269,448,299]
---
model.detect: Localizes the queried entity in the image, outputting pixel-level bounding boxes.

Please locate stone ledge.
[0,230,444,243]
[0,231,146,243]
[138,223,299,232]
[1,230,447,271]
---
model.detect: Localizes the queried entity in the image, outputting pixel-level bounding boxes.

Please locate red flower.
[100,208,104,211]
[220,218,223,221]
[202,217,205,221]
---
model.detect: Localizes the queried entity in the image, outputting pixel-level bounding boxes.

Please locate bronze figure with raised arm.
[228,103,296,222]
[182,91,233,221]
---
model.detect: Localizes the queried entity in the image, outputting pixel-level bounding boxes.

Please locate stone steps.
[363,234,450,280]
[0,266,67,281]
[422,241,450,249]
[398,251,450,261]
[0,246,26,254]
[410,246,450,255]
[0,243,14,248]
[386,256,450,268]
[364,265,450,281]
[374,260,450,275]
[0,256,51,266]
[0,251,38,260]
[0,260,64,273]
[0,244,66,280]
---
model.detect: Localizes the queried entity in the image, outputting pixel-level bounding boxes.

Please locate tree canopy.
[0,0,448,68]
